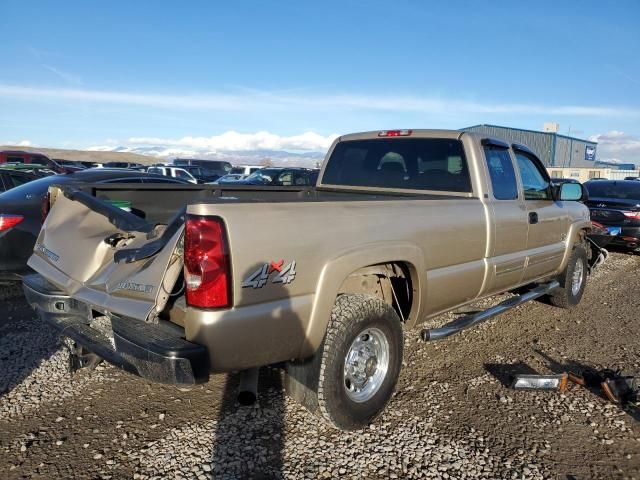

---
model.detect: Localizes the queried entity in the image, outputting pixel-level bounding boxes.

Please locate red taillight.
[622,211,640,219]
[378,129,412,137]
[0,214,24,231]
[183,215,231,309]
[41,192,50,224]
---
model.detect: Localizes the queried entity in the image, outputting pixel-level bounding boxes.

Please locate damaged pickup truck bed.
[24,129,593,430]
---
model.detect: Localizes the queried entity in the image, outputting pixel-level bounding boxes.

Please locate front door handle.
[529,212,539,224]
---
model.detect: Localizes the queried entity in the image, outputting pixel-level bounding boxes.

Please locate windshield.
[585,181,640,200]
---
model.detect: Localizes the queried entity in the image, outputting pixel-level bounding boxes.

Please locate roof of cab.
[337,129,467,142]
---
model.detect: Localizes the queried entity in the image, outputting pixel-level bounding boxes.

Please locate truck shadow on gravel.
[212,369,285,479]
[208,262,309,479]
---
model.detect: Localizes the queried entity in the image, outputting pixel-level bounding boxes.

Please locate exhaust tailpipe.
[237,368,259,406]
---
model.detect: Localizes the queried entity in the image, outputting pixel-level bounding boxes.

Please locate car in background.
[221,167,319,186]
[624,176,639,181]
[0,169,39,193]
[146,166,198,184]
[0,150,79,174]
[0,169,189,282]
[177,165,225,183]
[0,163,57,177]
[229,165,262,176]
[54,159,88,169]
[551,177,580,185]
[103,161,146,170]
[584,179,640,252]
[172,158,232,181]
[210,173,248,184]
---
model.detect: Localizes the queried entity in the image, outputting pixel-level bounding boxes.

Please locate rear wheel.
[319,294,403,430]
[549,246,588,309]
[287,294,403,431]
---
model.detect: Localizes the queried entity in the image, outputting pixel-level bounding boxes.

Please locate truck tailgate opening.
[27,185,185,322]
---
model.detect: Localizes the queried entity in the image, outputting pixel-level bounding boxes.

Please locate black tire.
[549,246,588,309]
[306,293,404,430]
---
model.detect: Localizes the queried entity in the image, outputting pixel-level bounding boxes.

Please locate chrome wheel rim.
[571,259,584,296]
[343,327,390,403]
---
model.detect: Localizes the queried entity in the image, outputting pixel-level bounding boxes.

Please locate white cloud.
[127,131,338,152]
[0,139,32,147]
[589,131,640,163]
[1,84,638,118]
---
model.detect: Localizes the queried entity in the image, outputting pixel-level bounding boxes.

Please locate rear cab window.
[321,138,472,193]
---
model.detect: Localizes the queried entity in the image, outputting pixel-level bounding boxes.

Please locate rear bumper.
[22,274,209,385]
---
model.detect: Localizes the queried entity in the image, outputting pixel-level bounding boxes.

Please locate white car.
[146,166,198,184]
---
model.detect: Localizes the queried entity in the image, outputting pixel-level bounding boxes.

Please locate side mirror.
[559,182,584,201]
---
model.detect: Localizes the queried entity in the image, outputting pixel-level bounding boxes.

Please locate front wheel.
[549,246,588,308]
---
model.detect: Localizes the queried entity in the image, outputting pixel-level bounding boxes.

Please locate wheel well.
[337,262,414,322]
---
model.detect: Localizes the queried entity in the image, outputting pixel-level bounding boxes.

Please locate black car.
[550,177,580,185]
[0,169,187,281]
[584,180,640,252]
[103,161,146,170]
[172,159,232,181]
[178,165,223,183]
[218,167,319,186]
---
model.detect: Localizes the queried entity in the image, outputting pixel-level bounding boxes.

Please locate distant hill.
[88,145,326,167]
[0,144,327,168]
[0,145,160,165]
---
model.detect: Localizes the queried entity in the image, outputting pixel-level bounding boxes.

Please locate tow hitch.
[586,237,609,272]
[66,340,103,373]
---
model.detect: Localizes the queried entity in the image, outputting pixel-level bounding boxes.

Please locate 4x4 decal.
[241,260,296,289]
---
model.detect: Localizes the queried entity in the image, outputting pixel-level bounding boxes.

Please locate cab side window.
[483,146,518,200]
[514,152,551,200]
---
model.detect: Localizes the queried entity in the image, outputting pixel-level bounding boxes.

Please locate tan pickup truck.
[24,129,592,430]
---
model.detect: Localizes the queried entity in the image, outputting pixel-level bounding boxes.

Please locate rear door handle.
[529,212,539,224]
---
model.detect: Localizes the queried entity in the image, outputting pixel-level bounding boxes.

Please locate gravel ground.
[1,252,639,479]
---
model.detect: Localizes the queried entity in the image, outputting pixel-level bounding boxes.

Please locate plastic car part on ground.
[511,368,639,406]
